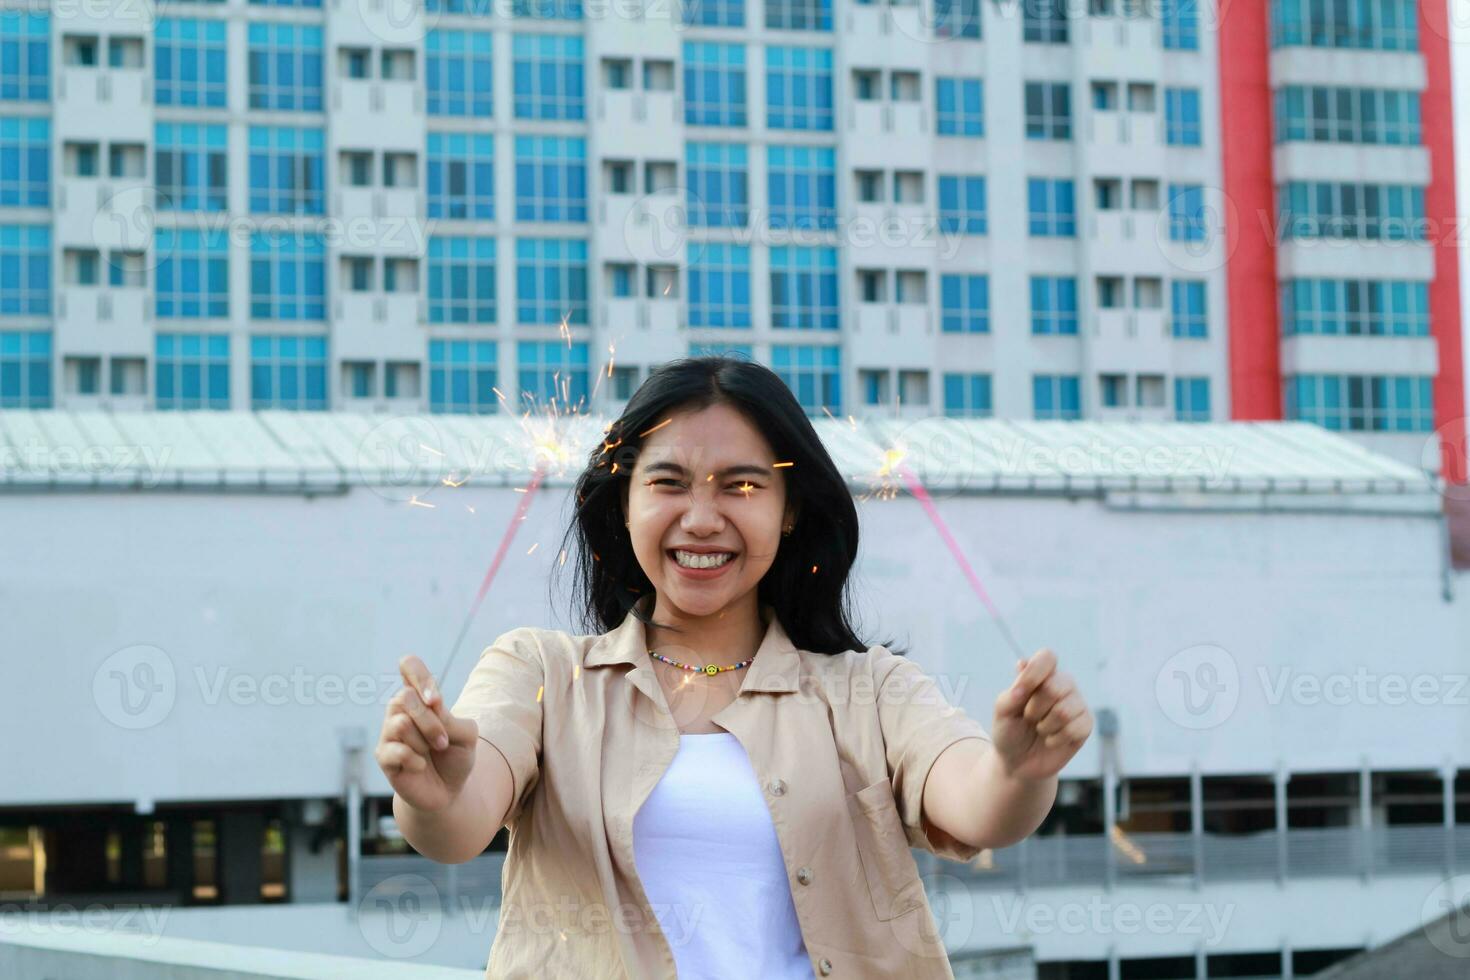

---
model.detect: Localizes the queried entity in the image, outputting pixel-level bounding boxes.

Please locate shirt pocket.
[845,776,926,921]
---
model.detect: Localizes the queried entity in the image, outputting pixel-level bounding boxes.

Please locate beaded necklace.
[647,649,753,677]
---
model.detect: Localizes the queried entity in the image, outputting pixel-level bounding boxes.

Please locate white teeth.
[673,550,734,569]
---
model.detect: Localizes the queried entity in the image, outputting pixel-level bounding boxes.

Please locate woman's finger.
[376,740,428,775]
[385,710,434,757]
[400,685,450,750]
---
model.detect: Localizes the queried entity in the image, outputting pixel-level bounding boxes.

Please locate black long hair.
[551,355,904,657]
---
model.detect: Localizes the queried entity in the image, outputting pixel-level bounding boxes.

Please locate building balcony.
[333,293,425,361]
[331,81,422,149]
[55,287,151,354]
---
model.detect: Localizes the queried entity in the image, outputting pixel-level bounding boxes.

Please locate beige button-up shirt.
[452,594,992,979]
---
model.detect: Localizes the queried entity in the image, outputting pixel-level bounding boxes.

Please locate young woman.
[376,355,1094,979]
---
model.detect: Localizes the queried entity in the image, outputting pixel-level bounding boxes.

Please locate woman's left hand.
[990,648,1094,782]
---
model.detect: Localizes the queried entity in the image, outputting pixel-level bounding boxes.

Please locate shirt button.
[818,957,833,975]
[769,778,787,796]
[796,866,813,885]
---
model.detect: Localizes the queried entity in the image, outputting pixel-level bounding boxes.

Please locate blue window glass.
[681,0,744,27]
[514,135,587,222]
[1278,181,1426,241]
[1167,183,1207,241]
[688,243,751,328]
[940,274,988,333]
[428,132,495,220]
[155,122,228,211]
[1161,0,1198,50]
[511,0,583,19]
[1024,81,1071,140]
[770,246,838,330]
[155,19,227,108]
[1273,85,1421,146]
[250,232,326,320]
[155,333,230,410]
[0,14,49,102]
[248,126,324,214]
[767,145,835,231]
[250,0,321,6]
[935,0,982,39]
[771,344,839,415]
[765,0,831,30]
[1022,0,1068,42]
[766,46,833,131]
[516,238,588,325]
[943,373,992,417]
[429,237,497,324]
[427,30,493,117]
[686,142,749,228]
[1164,87,1201,145]
[1278,278,1428,337]
[427,0,495,12]
[1033,374,1080,420]
[1027,178,1076,236]
[0,116,48,206]
[0,329,50,407]
[156,228,229,318]
[938,175,986,235]
[1270,0,1417,51]
[518,339,589,412]
[1173,376,1210,421]
[683,42,747,127]
[1284,373,1431,431]
[1030,276,1077,334]
[250,335,328,410]
[512,34,584,121]
[1170,280,1207,337]
[247,23,323,111]
[936,76,983,136]
[429,339,499,414]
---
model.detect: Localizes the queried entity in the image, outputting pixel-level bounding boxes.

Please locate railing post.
[1190,763,1203,891]
[1360,757,1372,883]
[1444,760,1456,879]
[1274,763,1288,886]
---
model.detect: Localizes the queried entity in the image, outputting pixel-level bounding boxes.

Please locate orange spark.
[639,417,673,438]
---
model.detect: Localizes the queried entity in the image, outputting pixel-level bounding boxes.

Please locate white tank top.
[631,731,812,979]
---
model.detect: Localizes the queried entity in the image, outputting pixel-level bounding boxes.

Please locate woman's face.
[623,403,795,620]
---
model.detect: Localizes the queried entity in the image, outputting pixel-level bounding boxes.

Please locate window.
[64,35,97,67]
[1133,276,1162,309]
[110,358,145,396]
[248,23,323,111]
[687,243,751,328]
[1170,279,1207,337]
[1097,276,1123,309]
[66,356,101,395]
[1091,81,1117,111]
[155,228,228,318]
[109,144,145,178]
[155,333,229,410]
[514,135,587,222]
[518,340,589,412]
[767,145,836,231]
[64,248,99,286]
[385,362,419,398]
[1100,374,1126,408]
[1027,178,1076,236]
[853,69,880,101]
[1137,374,1165,408]
[602,57,631,90]
[0,225,49,315]
[1031,275,1078,334]
[682,0,745,27]
[155,123,228,212]
[343,256,374,292]
[643,60,674,91]
[516,238,588,325]
[250,334,328,410]
[940,274,988,333]
[427,31,493,117]
[1279,278,1429,337]
[429,339,498,414]
[1095,177,1121,210]
[511,0,583,19]
[384,152,417,188]
[1285,373,1432,431]
[893,170,924,204]
[155,19,226,107]
[251,0,322,7]
[1126,83,1154,111]
[859,368,889,406]
[250,232,326,320]
[855,169,883,203]
[686,142,749,227]
[381,49,415,81]
[248,126,325,215]
[611,364,640,399]
[1164,87,1201,145]
[857,269,886,303]
[607,262,634,298]
[1167,183,1206,241]
[1161,0,1198,49]
[109,36,144,68]
[1270,0,1417,51]
[1274,86,1421,146]
[766,46,833,131]
[0,13,49,101]
[343,361,375,399]
[1033,374,1080,419]
[1024,82,1071,139]
[513,34,584,120]
[765,0,832,31]
[891,71,920,102]
[604,160,632,194]
[0,330,51,407]
[341,47,369,79]
[684,42,746,127]
[384,257,418,293]
[936,76,983,136]
[342,151,372,187]
[772,344,840,415]
[943,373,991,417]
[935,0,982,39]
[895,270,925,304]
[1131,178,1160,210]
[938,175,986,234]
[770,246,838,330]
[1174,376,1210,421]
[429,237,496,324]
[428,132,495,220]
[647,265,678,299]
[898,369,929,405]
[644,161,677,194]
[1023,0,1068,42]
[0,117,48,206]
[108,250,145,288]
[68,141,97,177]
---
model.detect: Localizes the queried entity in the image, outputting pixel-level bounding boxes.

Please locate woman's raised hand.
[376,655,480,813]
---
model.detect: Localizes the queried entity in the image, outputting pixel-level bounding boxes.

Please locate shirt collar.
[583,593,802,695]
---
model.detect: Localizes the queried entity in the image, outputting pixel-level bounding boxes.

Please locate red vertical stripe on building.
[1420,1,1467,483]
[1218,1,1281,420]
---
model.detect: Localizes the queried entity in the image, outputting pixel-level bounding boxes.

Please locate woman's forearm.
[393,741,509,864]
[924,739,1058,851]
[969,742,1058,848]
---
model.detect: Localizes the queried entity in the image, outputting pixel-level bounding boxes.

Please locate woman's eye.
[651,479,683,488]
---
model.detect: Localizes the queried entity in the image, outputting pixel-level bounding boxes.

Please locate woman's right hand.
[377,655,480,813]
